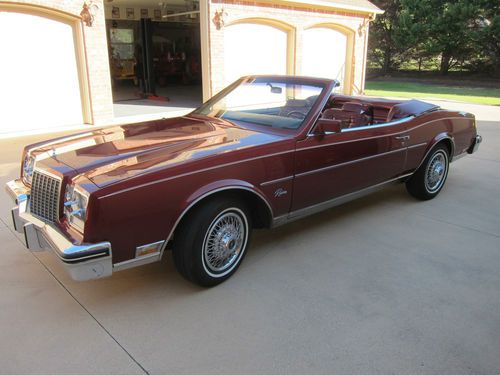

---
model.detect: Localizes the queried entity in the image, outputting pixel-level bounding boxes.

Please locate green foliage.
[368,0,403,73]
[365,81,500,105]
[368,0,500,76]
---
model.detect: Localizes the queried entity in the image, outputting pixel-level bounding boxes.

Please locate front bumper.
[6,179,112,281]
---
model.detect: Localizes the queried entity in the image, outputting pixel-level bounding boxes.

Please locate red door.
[291,123,409,212]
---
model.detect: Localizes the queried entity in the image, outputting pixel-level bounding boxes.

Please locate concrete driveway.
[0,102,498,375]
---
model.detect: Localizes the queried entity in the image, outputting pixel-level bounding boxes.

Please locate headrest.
[387,100,439,122]
[322,108,343,119]
[341,102,365,113]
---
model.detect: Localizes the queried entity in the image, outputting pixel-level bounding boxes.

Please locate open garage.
[0,0,381,136]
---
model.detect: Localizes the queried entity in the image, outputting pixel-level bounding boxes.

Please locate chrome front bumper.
[6,179,112,281]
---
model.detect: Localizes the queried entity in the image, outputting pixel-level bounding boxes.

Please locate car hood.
[32,116,286,188]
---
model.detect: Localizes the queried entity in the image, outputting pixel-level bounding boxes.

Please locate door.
[291,123,408,212]
[0,11,84,133]
[302,27,348,93]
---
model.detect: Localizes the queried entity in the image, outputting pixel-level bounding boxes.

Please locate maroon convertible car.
[7,76,481,286]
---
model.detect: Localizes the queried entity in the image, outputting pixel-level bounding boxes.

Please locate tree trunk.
[382,48,392,75]
[440,52,451,75]
[493,56,500,78]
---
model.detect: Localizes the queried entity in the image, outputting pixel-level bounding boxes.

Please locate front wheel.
[172,197,252,287]
[406,144,450,200]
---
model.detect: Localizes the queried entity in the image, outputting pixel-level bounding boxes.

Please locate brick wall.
[207,0,370,96]
[0,0,114,124]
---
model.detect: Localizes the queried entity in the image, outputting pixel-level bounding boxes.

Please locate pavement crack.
[10,229,151,375]
[469,156,500,163]
[4,222,150,373]
[414,212,500,238]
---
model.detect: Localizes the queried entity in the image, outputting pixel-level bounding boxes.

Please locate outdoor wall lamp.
[81,1,99,27]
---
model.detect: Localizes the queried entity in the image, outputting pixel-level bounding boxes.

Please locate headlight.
[22,153,36,185]
[64,184,89,232]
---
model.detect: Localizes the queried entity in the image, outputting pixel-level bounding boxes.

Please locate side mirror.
[314,119,342,135]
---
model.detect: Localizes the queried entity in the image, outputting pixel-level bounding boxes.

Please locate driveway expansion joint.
[414,212,500,238]
[31,251,150,375]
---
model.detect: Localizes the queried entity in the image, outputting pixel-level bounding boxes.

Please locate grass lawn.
[365,81,500,105]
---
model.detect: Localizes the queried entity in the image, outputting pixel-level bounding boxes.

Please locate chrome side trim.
[408,142,427,150]
[260,176,294,187]
[451,153,467,162]
[160,185,274,259]
[113,252,162,272]
[297,131,407,151]
[100,149,294,199]
[272,173,413,227]
[295,148,406,178]
[342,116,414,132]
[297,117,466,152]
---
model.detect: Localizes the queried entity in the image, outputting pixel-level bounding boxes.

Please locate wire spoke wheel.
[202,209,248,276]
[424,151,448,193]
[173,198,252,287]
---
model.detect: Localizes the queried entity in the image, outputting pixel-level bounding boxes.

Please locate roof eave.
[279,0,385,15]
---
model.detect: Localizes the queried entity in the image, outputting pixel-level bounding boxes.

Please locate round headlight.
[23,154,36,184]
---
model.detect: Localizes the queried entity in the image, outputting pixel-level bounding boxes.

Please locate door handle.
[395,135,410,141]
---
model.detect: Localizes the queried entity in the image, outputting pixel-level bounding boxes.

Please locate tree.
[476,2,500,76]
[395,0,431,72]
[398,0,483,75]
[368,0,404,74]
[367,0,499,76]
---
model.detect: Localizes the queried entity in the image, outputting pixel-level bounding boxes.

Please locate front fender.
[165,179,274,243]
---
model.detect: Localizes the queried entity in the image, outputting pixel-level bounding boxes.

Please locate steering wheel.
[286,111,307,120]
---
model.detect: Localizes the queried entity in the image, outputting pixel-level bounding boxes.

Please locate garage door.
[302,28,347,92]
[223,23,287,86]
[0,12,83,134]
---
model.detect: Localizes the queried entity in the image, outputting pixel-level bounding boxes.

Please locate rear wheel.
[406,144,449,200]
[172,197,252,287]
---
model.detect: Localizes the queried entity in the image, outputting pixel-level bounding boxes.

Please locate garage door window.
[0,12,83,132]
[302,28,347,91]
[223,23,288,86]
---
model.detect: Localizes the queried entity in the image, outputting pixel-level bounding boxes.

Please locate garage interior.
[105,0,203,117]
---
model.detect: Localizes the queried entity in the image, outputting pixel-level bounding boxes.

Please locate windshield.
[193,77,325,130]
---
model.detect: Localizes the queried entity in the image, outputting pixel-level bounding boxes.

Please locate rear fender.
[416,133,455,171]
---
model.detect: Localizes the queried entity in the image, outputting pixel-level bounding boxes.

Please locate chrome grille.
[30,170,61,222]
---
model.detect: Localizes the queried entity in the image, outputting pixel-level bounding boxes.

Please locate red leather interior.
[321,101,372,128]
[325,95,401,124]
[324,95,439,125]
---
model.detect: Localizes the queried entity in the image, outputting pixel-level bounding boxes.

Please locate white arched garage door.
[223,23,288,86]
[0,11,83,134]
[302,27,348,92]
